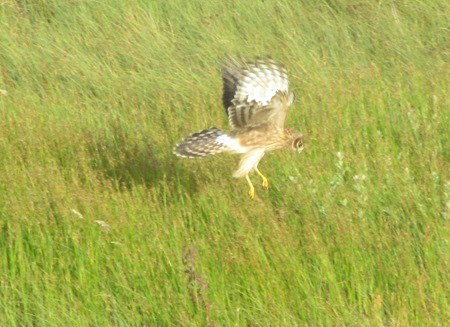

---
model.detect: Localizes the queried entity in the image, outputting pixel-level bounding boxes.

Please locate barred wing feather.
[222,57,294,130]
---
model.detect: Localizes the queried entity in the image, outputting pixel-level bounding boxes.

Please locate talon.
[248,187,255,199]
[255,167,269,190]
[245,174,255,200]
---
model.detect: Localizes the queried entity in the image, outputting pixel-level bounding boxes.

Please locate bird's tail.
[173,127,233,158]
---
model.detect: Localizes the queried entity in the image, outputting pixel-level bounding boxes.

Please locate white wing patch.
[245,84,279,105]
[237,61,289,106]
[216,134,249,153]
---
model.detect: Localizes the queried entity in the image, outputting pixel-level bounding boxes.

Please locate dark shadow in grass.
[85,126,199,193]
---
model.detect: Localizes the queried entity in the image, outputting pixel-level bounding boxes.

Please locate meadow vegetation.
[0,0,449,325]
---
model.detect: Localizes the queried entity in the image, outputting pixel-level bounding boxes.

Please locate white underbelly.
[233,149,265,178]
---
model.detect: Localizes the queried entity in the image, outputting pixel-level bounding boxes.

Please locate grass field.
[1,0,449,326]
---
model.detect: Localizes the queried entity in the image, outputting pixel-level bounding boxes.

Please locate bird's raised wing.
[221,57,294,130]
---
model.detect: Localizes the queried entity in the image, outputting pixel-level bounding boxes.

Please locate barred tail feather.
[173,127,232,158]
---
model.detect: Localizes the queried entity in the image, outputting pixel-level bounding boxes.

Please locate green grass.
[1,0,449,326]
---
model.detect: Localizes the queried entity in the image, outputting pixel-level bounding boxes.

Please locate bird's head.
[291,133,304,154]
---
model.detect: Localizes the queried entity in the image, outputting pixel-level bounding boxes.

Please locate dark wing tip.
[220,54,254,114]
[221,55,240,115]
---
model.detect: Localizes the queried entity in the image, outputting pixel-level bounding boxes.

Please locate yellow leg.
[255,166,269,190]
[245,174,255,199]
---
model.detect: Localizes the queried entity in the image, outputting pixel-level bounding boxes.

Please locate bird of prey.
[173,56,304,199]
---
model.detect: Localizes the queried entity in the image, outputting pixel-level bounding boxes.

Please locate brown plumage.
[173,56,304,199]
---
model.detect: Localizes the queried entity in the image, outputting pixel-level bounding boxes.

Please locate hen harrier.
[173,57,304,199]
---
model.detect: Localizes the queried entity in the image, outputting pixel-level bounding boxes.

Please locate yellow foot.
[245,174,255,200]
[255,167,269,190]
[248,187,255,200]
[262,178,269,190]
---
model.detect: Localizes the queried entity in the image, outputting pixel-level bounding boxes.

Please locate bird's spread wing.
[222,57,294,130]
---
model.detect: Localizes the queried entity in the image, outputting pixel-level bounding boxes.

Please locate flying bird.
[173,57,304,199]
